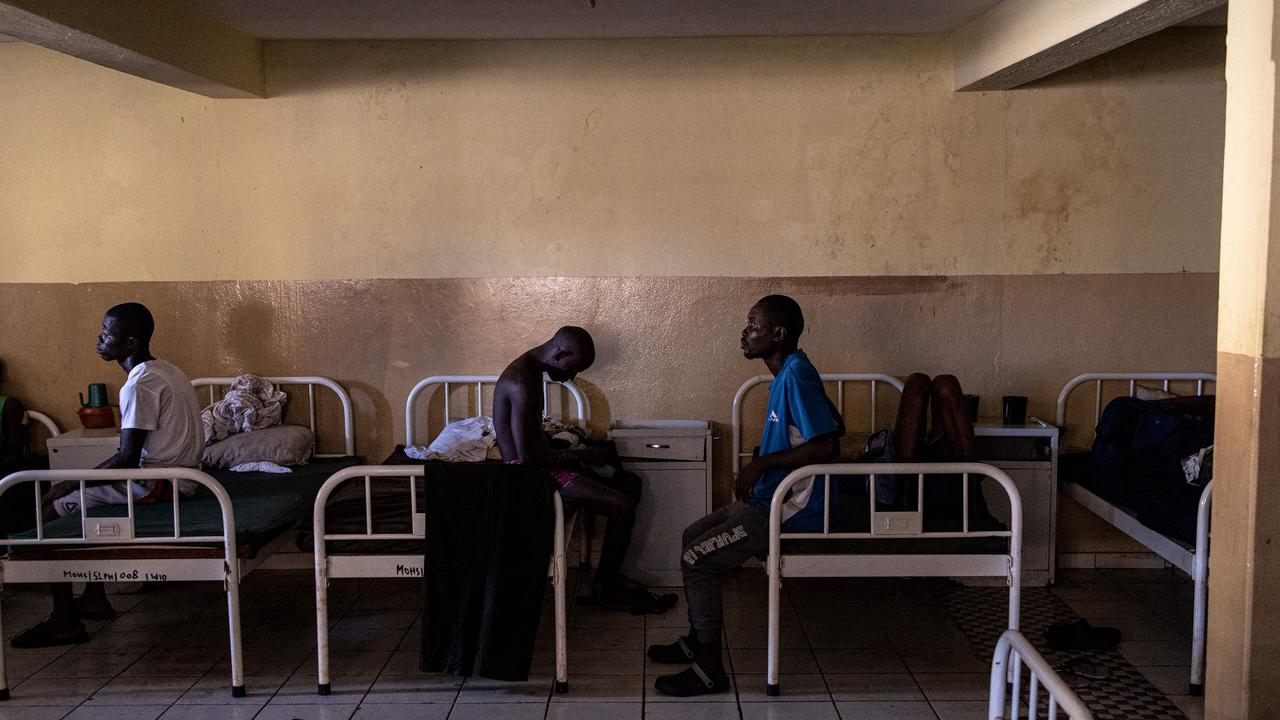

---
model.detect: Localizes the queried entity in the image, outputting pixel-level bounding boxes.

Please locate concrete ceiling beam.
[0,0,263,98]
[953,0,1225,91]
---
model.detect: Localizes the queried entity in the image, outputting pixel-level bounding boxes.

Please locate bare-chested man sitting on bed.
[494,326,674,613]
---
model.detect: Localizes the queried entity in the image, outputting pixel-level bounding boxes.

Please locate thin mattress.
[8,456,363,558]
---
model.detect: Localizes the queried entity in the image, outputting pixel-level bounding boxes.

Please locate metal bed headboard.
[404,374,590,447]
[988,630,1094,719]
[732,373,905,475]
[191,376,356,458]
[1054,372,1216,429]
[23,411,60,438]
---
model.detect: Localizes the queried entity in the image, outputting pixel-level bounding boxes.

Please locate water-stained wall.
[0,29,1226,554]
[0,30,1223,282]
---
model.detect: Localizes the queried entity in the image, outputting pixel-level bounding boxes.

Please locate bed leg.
[0,590,8,701]
[226,566,245,699]
[1189,682,1204,697]
[766,551,782,696]
[553,492,569,694]
[315,553,332,695]
[1190,482,1210,698]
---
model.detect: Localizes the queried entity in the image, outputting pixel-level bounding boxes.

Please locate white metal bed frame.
[765,462,1023,695]
[0,376,355,701]
[731,374,1023,695]
[988,629,1094,720]
[23,411,60,441]
[1055,372,1214,695]
[312,374,588,695]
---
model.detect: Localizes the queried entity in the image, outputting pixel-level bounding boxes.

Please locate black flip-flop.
[1044,619,1121,651]
[629,591,678,615]
[72,598,117,621]
[10,620,89,649]
[647,636,699,664]
[653,663,731,697]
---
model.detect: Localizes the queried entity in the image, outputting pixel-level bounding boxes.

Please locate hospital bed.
[0,376,358,700]
[732,374,1024,696]
[1055,372,1214,695]
[309,374,587,695]
[988,629,1094,719]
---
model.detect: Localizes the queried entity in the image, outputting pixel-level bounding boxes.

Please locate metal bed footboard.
[988,629,1093,719]
[732,373,904,476]
[1055,371,1214,695]
[313,464,574,696]
[765,462,1023,696]
[0,467,245,699]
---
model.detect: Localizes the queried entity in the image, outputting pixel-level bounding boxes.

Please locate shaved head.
[543,326,595,381]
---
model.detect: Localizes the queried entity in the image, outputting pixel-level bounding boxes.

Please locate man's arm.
[734,431,841,501]
[96,428,147,470]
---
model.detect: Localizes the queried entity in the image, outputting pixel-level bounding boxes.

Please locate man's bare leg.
[893,373,932,462]
[929,375,976,461]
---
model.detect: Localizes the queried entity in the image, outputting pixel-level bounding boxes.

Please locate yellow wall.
[0,29,1227,555]
[0,30,1223,283]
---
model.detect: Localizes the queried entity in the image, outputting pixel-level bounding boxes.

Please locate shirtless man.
[13,303,203,648]
[493,326,668,611]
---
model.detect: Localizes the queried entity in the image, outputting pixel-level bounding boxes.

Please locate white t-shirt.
[120,359,202,494]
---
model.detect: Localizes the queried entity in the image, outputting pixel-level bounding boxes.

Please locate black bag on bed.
[1091,395,1214,541]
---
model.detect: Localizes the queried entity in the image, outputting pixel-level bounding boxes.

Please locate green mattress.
[10,456,362,556]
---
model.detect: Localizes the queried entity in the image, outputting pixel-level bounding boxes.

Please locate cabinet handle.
[646,443,670,449]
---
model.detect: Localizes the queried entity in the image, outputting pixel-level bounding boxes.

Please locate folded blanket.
[202,374,287,444]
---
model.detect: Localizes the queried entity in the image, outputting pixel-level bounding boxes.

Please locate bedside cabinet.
[610,420,713,587]
[973,422,1060,586]
[47,428,120,470]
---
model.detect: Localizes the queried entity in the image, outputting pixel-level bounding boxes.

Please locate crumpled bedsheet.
[405,416,496,462]
[202,374,288,444]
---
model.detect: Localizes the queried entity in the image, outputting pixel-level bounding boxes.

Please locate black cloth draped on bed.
[1061,394,1215,545]
[420,460,553,681]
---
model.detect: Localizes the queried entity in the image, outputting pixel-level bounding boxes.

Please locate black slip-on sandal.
[629,591,679,615]
[10,620,89,649]
[653,663,731,697]
[647,636,699,664]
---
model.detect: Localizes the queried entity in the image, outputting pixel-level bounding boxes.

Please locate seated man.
[494,326,670,611]
[13,302,203,648]
[649,295,844,696]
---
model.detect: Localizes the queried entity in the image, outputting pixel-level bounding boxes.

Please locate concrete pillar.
[1208,1,1280,718]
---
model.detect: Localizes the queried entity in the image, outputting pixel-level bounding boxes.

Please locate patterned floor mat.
[933,582,1187,720]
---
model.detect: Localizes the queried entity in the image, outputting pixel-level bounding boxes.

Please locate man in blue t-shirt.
[649,295,843,697]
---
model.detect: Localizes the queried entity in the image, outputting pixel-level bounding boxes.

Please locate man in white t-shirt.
[12,303,203,648]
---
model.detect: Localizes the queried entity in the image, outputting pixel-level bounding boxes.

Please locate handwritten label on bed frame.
[394,564,423,577]
[61,569,168,582]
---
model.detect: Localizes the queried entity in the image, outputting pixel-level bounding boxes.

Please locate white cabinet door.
[622,467,710,587]
[979,463,1052,584]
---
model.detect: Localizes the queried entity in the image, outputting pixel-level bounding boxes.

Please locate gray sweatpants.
[680,501,769,641]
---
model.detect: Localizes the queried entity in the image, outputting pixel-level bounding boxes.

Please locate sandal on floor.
[1059,655,1110,680]
[1044,619,1121,652]
[576,589,633,612]
[628,591,679,615]
[647,636,699,664]
[72,598,116,621]
[653,663,731,697]
[10,620,89,649]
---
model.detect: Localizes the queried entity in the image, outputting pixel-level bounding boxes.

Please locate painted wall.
[0,29,1226,554]
[0,30,1223,282]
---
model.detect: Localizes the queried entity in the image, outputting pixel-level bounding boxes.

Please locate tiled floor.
[0,566,1203,719]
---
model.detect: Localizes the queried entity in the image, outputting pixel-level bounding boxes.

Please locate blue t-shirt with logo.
[746,349,841,531]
